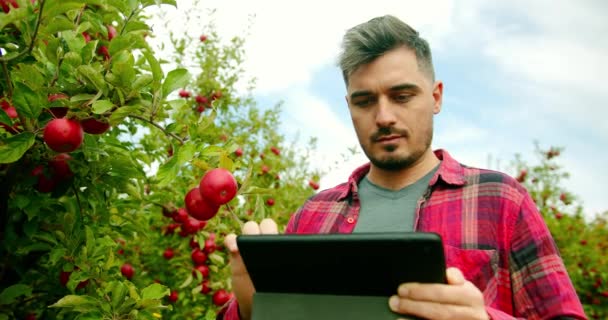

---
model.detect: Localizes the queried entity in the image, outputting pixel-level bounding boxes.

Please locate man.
[222,15,586,320]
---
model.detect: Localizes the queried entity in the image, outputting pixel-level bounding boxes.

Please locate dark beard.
[362,125,433,171]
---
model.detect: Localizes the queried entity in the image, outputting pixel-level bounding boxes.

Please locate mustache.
[370,127,409,142]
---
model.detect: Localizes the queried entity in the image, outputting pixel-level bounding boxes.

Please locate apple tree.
[0,1,322,319]
[512,144,608,319]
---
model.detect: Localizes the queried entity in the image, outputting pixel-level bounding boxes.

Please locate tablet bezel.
[237,232,446,296]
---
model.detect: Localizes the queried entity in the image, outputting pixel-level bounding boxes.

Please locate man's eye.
[394,94,412,103]
[353,98,373,107]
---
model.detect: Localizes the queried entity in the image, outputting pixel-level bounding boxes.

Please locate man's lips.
[375,135,403,143]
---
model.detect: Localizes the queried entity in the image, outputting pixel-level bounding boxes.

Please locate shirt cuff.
[221,298,241,320]
[486,306,520,320]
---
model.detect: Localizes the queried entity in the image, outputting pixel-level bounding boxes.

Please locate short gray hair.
[338,15,435,85]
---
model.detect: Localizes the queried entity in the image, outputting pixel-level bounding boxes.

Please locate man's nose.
[375,96,396,128]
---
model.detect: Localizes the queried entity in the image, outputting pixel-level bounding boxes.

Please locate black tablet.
[237,232,446,296]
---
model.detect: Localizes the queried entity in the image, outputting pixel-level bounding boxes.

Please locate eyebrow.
[349,83,422,100]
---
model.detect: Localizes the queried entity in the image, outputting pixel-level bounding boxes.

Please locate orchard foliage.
[512,144,608,319]
[0,1,321,319]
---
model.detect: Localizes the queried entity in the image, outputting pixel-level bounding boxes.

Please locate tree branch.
[128,114,185,145]
[0,0,47,63]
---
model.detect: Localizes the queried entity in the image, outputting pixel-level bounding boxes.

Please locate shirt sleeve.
[508,192,587,320]
[220,297,240,320]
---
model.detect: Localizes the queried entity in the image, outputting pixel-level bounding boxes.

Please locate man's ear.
[432,81,443,114]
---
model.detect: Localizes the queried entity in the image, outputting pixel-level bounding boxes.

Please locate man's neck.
[367,149,440,191]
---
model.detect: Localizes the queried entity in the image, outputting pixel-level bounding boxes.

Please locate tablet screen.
[237,232,446,296]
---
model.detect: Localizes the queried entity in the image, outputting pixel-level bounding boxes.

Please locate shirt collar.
[338,149,466,201]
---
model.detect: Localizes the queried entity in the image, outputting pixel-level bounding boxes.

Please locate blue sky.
[151,0,607,217]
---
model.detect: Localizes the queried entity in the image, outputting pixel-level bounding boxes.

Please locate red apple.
[185,187,219,221]
[25,313,36,320]
[199,35,207,42]
[261,165,269,174]
[172,208,189,223]
[178,89,191,98]
[162,207,176,218]
[43,118,84,152]
[97,45,110,60]
[270,146,280,156]
[48,93,69,102]
[212,289,231,306]
[197,105,205,113]
[211,91,222,100]
[1,0,18,13]
[121,263,134,279]
[49,107,68,118]
[308,180,319,190]
[191,249,207,265]
[164,223,180,235]
[81,118,110,134]
[59,271,71,286]
[203,238,216,254]
[195,95,208,105]
[234,148,243,157]
[201,279,211,294]
[266,198,275,207]
[117,248,124,255]
[199,169,238,206]
[82,32,91,43]
[1,102,17,119]
[107,25,117,41]
[163,248,174,260]
[192,265,210,278]
[182,217,204,234]
[49,153,73,180]
[168,290,178,303]
[31,165,56,193]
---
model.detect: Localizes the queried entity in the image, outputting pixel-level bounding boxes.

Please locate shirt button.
[346,217,355,224]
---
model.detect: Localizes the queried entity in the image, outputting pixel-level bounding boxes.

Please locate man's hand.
[224,219,278,320]
[388,267,489,320]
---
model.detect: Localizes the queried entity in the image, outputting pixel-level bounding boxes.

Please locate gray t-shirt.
[353,165,439,233]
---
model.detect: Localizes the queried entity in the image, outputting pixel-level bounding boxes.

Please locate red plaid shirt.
[224,149,586,320]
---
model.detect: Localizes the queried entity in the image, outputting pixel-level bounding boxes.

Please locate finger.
[259,218,278,234]
[242,220,261,235]
[397,282,480,306]
[446,267,465,285]
[389,295,484,320]
[224,233,238,253]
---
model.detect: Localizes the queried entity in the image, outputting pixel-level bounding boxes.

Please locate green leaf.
[155,154,179,187]
[49,248,68,266]
[0,132,35,164]
[0,108,11,125]
[219,152,234,171]
[132,74,153,91]
[43,1,85,19]
[110,105,144,126]
[161,68,191,98]
[208,253,225,265]
[0,313,9,320]
[110,281,127,309]
[0,284,32,305]
[16,243,52,255]
[92,100,114,114]
[12,83,43,118]
[49,295,99,312]
[177,142,196,163]
[70,94,96,102]
[44,15,75,34]
[178,274,193,289]
[142,50,162,92]
[141,283,169,300]
[0,7,28,31]
[85,226,95,258]
[77,65,107,93]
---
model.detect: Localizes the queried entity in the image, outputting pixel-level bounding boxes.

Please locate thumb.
[446,267,466,285]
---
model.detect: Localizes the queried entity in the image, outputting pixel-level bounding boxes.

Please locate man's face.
[345,47,443,171]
